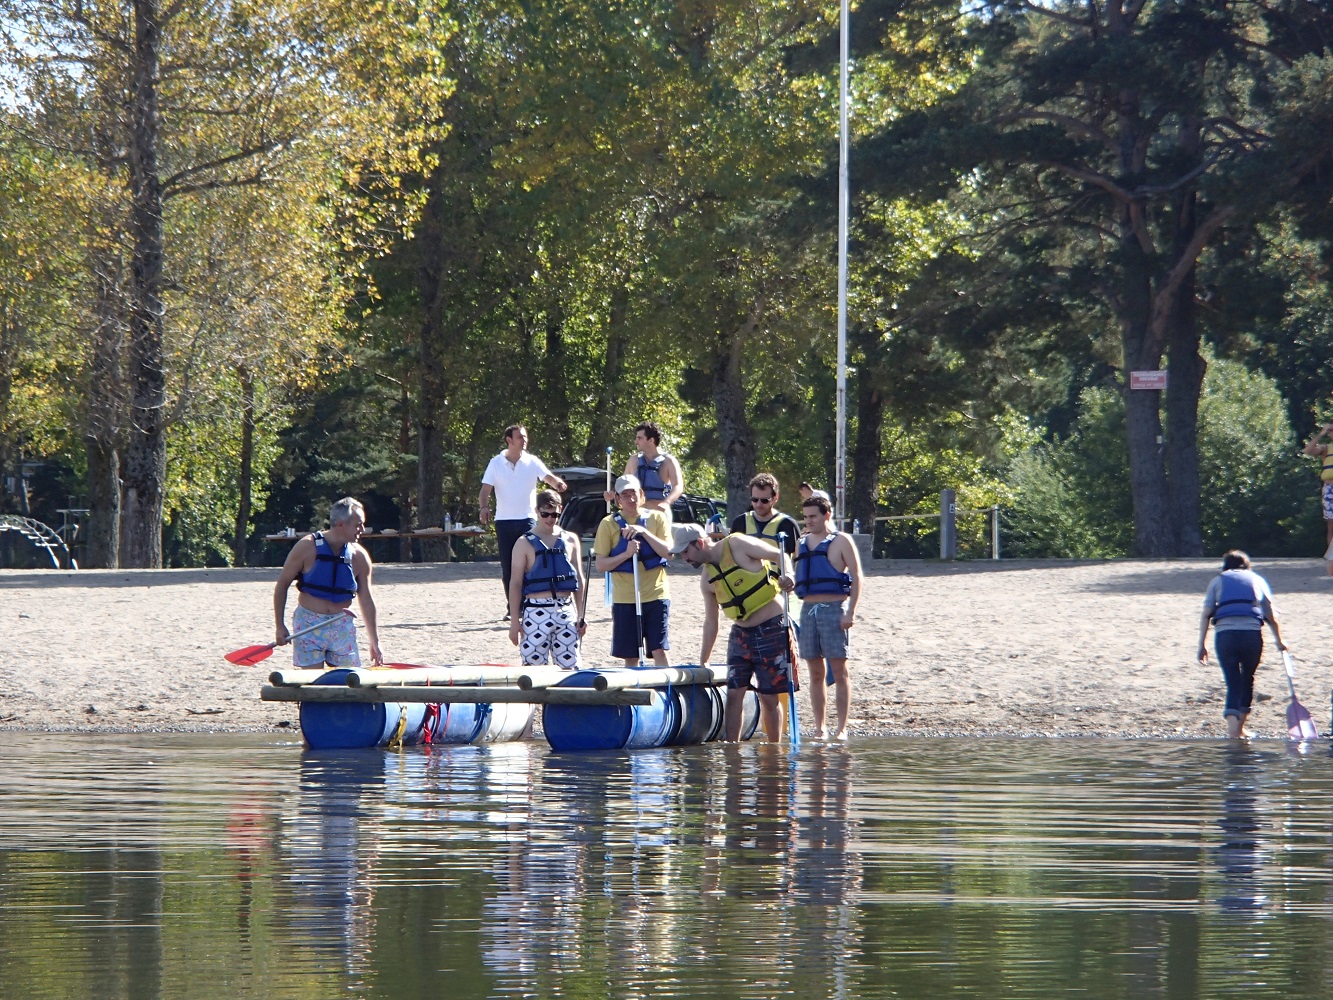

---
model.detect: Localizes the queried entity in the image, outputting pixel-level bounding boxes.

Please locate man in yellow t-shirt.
[593,474,673,665]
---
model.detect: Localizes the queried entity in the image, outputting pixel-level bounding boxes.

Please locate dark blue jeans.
[496,518,535,604]
[1215,629,1263,719]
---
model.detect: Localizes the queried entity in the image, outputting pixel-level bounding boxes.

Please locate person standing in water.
[1197,550,1289,739]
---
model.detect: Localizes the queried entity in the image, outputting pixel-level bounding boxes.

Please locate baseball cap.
[614,474,642,494]
[670,523,707,554]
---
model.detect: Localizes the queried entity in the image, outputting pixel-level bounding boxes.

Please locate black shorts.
[611,599,671,659]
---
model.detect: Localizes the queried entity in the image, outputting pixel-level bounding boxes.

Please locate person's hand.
[480,508,491,525]
[369,641,384,666]
[841,611,855,630]
[509,623,521,646]
[620,523,640,540]
[624,539,640,558]
[552,478,568,492]
[603,490,616,505]
[1277,639,1290,652]
[576,619,587,637]
[275,625,291,646]
[778,573,795,593]
[1197,645,1209,665]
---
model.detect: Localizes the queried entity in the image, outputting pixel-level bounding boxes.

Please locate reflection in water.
[7,735,1333,999]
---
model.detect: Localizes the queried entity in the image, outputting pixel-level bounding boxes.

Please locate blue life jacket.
[610,514,667,572]
[1211,569,1265,623]
[522,532,580,598]
[794,532,852,599]
[297,531,357,602]
[636,453,672,501]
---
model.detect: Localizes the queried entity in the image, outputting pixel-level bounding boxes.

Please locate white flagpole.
[835,0,850,529]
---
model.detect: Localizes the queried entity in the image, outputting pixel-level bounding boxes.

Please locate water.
[2,734,1333,999]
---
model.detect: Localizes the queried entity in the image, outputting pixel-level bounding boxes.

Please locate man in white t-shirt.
[478,424,568,618]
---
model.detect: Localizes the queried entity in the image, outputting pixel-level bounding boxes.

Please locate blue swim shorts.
[798,600,849,660]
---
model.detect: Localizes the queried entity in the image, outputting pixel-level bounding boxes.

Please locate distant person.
[1197,550,1289,739]
[730,472,800,556]
[478,424,568,618]
[607,422,684,523]
[1302,422,1333,574]
[671,523,796,742]
[273,497,383,667]
[799,481,830,503]
[508,492,586,669]
[795,494,863,741]
[593,474,673,665]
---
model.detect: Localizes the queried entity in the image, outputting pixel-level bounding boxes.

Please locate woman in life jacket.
[507,493,587,670]
[1197,550,1289,739]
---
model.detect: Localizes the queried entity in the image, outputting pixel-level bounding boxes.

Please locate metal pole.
[991,504,1000,560]
[940,489,957,561]
[835,0,850,529]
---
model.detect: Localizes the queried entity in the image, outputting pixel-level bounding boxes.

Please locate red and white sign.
[1129,370,1168,391]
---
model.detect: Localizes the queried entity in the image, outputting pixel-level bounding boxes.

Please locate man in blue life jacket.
[606,422,684,524]
[507,491,587,669]
[1302,421,1333,574]
[594,474,674,665]
[795,494,863,741]
[729,472,800,557]
[671,522,797,742]
[273,496,383,667]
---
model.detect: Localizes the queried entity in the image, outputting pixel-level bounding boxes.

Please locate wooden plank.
[260,685,654,706]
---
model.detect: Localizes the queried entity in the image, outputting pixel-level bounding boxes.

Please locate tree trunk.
[84,266,125,569]
[544,309,573,465]
[712,306,762,518]
[415,174,451,561]
[232,365,254,565]
[0,297,15,515]
[398,379,414,562]
[850,355,885,532]
[1164,173,1206,556]
[121,0,167,568]
[582,285,629,465]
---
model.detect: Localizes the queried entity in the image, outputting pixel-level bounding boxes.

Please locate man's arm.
[834,534,863,629]
[478,483,494,525]
[352,547,383,665]
[1303,423,1333,456]
[1197,608,1212,664]
[508,539,533,646]
[273,538,312,644]
[699,570,720,664]
[542,473,568,492]
[662,455,685,505]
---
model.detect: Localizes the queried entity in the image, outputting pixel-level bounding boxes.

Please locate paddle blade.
[1287,698,1319,741]
[225,643,276,666]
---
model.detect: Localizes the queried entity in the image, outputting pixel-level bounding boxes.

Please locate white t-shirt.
[483,451,552,520]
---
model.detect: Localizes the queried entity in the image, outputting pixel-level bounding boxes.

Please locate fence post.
[939,489,957,561]
[991,505,1000,560]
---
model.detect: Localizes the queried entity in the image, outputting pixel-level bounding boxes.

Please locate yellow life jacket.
[706,538,779,623]
[1322,450,1333,484]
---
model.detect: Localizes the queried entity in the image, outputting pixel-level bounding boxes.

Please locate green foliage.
[1004,359,1320,558]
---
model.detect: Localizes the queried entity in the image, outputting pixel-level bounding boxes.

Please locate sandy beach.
[3,557,1331,739]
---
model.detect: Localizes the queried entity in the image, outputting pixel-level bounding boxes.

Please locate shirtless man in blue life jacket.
[672,522,797,743]
[273,497,383,667]
[507,491,588,669]
[794,494,863,741]
[606,422,684,523]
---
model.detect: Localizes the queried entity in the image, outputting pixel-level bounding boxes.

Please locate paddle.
[632,549,647,667]
[225,610,353,666]
[1282,651,1319,741]
[778,532,801,749]
[604,445,614,608]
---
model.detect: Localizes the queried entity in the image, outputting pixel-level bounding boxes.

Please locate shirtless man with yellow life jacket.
[670,523,796,742]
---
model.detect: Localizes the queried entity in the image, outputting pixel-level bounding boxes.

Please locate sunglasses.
[750,496,773,504]
[538,510,561,519]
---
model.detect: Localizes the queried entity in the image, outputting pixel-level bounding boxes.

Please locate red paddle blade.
[1288,699,1319,740]
[225,643,277,666]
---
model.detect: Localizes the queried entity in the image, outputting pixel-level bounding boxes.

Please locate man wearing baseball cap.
[593,474,674,665]
[670,522,797,742]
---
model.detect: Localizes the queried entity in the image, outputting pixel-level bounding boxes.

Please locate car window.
[561,497,606,538]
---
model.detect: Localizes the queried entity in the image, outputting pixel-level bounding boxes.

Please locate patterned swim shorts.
[726,616,798,695]
[292,604,360,668]
[1323,483,1333,521]
[520,600,581,669]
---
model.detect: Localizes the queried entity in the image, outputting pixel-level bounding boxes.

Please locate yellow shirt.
[594,510,671,604]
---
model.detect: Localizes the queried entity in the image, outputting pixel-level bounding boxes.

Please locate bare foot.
[831,729,848,742]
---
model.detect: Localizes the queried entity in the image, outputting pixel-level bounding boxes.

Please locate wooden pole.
[261,684,654,705]
[591,665,722,691]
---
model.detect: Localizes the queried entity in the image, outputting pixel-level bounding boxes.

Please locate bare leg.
[758,693,782,742]
[828,658,851,740]
[1225,713,1250,739]
[651,648,670,666]
[724,687,747,742]
[805,658,828,737]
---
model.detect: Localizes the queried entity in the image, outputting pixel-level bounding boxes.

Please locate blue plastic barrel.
[542,670,674,751]
[300,669,428,750]
[666,683,723,746]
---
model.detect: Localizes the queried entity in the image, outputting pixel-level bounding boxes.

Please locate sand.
[3,557,1331,739]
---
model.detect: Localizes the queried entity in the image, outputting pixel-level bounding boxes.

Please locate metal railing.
[853,491,1000,560]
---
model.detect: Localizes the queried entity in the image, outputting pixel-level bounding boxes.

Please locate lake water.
[2,734,1332,999]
